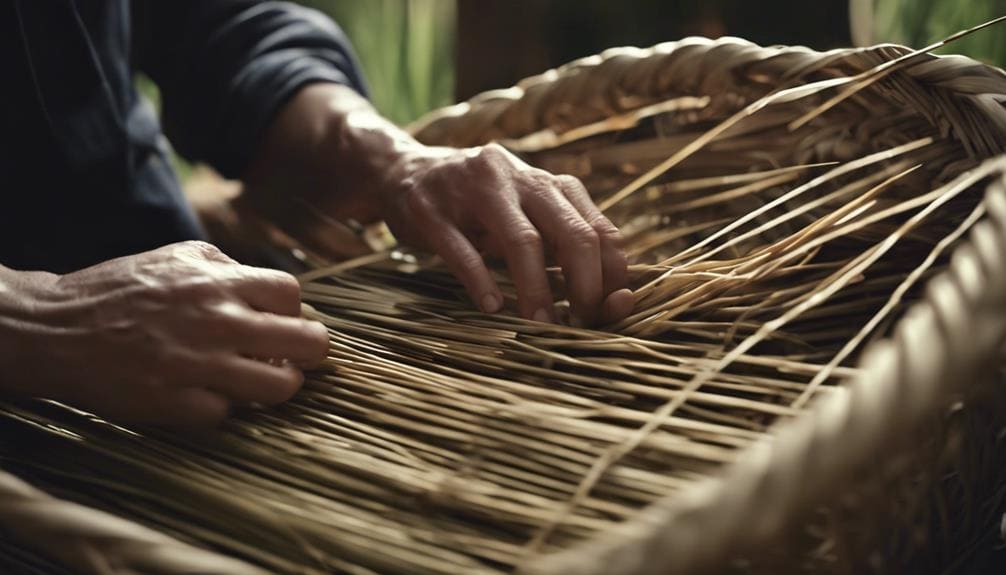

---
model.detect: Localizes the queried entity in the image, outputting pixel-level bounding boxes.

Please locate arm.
[243,84,635,326]
[133,0,367,178]
[135,1,632,325]
[0,241,327,426]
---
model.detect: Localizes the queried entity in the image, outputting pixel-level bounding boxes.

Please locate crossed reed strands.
[3,27,1006,574]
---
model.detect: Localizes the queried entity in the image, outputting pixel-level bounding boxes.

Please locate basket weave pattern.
[2,37,1006,574]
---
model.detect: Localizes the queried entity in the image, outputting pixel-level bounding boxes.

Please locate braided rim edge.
[410,36,1006,158]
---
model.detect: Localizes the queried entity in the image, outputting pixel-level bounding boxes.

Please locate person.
[0,1,633,427]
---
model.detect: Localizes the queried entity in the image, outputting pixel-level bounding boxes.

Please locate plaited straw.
[3,31,1006,575]
[525,158,1006,575]
[410,36,1006,160]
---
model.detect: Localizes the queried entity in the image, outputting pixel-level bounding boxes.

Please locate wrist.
[0,266,59,396]
[0,266,59,312]
[319,90,441,217]
[245,82,420,223]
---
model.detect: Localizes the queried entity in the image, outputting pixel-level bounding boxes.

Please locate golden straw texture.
[3,34,1006,574]
[528,158,1006,575]
[0,467,265,574]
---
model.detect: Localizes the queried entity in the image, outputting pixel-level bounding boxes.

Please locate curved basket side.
[525,156,1006,575]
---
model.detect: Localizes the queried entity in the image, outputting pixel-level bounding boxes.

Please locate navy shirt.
[1,1,367,272]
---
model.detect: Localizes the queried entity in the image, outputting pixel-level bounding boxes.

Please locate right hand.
[0,241,328,427]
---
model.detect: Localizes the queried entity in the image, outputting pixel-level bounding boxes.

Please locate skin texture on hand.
[244,83,634,326]
[0,241,328,427]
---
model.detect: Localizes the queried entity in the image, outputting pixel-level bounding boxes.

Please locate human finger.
[187,352,305,405]
[407,191,504,313]
[555,175,630,296]
[521,178,604,325]
[225,266,305,317]
[602,288,636,325]
[194,301,329,367]
[477,190,555,322]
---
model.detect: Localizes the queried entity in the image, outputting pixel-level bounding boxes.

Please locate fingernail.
[603,288,635,323]
[533,307,552,323]
[481,293,502,313]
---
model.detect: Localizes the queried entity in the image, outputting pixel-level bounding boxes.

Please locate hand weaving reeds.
[4,28,1006,575]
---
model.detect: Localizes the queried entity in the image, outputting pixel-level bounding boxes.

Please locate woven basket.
[3,36,1006,575]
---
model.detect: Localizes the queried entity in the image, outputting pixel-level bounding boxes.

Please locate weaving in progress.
[3,20,1006,575]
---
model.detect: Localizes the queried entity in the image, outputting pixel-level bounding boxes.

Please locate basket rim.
[407,34,1006,574]
[6,35,1006,575]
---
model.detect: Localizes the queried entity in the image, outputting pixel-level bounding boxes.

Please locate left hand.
[243,84,633,326]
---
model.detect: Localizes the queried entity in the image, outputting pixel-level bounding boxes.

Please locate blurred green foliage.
[868,0,1006,66]
[298,0,456,125]
[135,74,193,181]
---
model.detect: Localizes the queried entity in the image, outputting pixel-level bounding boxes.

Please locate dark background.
[456,0,851,99]
[291,0,1004,125]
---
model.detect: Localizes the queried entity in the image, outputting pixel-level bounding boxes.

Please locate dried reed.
[4,28,1006,575]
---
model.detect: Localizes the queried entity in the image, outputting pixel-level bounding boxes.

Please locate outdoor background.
[159,0,1006,183]
[294,0,1006,126]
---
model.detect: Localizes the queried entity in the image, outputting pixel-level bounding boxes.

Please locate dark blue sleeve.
[133,0,369,179]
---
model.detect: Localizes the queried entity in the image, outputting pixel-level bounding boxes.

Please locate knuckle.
[403,185,433,215]
[455,251,486,275]
[479,142,507,158]
[506,227,543,251]
[556,174,586,191]
[266,270,302,302]
[266,368,304,404]
[178,240,222,259]
[198,301,243,336]
[467,143,509,173]
[567,220,600,249]
[592,218,624,241]
[207,299,246,320]
[306,321,330,360]
[523,179,555,202]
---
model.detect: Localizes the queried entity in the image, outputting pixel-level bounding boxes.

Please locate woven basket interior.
[4,37,1006,575]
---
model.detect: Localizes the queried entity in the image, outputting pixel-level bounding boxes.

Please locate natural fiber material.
[528,158,1006,575]
[0,466,265,574]
[3,34,1006,574]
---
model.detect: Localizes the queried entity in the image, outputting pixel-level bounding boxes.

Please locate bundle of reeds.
[4,25,1006,575]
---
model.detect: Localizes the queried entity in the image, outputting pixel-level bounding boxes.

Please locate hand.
[378,144,633,325]
[0,241,328,427]
[244,84,634,325]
